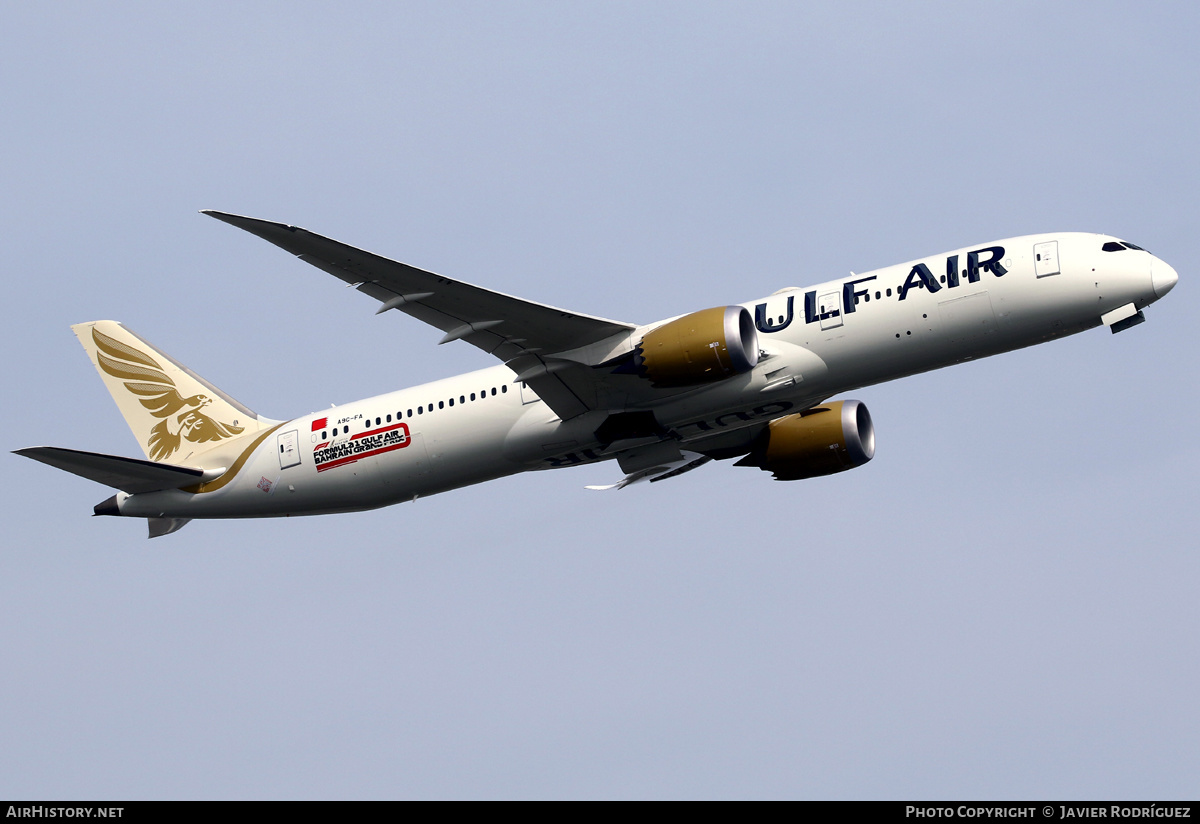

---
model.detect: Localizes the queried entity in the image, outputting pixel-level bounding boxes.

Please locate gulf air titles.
[16,213,1179,537]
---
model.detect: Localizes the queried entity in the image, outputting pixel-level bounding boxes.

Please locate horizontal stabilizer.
[148,517,192,538]
[14,447,217,493]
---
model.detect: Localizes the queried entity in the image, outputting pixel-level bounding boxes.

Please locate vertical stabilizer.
[72,321,272,466]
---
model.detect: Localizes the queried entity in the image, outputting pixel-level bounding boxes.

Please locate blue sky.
[2,1,1196,798]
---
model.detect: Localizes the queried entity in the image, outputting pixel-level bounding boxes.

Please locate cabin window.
[886,288,892,297]
[386,414,391,423]
[417,407,423,415]
[491,388,497,396]
[321,431,327,440]
[471,392,476,401]
[375,417,381,426]
[439,401,444,409]
[501,385,508,394]
[407,409,413,417]
[448,398,454,407]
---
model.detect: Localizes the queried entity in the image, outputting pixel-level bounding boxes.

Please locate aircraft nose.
[1152,258,1179,299]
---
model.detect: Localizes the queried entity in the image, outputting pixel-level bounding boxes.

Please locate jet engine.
[735,400,875,480]
[634,306,759,387]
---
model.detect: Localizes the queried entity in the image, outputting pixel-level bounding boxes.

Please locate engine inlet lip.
[725,306,759,374]
[842,400,876,464]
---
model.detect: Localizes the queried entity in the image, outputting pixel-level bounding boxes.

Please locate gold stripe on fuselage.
[181,424,284,494]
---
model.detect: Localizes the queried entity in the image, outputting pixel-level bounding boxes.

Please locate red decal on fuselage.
[313,422,411,472]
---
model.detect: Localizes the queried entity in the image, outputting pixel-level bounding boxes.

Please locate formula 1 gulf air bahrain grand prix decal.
[311,417,411,472]
[93,327,246,462]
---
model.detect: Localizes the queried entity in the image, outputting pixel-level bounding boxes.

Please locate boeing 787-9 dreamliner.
[16,212,1179,537]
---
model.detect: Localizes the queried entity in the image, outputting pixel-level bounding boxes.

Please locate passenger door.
[277,429,301,470]
[819,291,843,331]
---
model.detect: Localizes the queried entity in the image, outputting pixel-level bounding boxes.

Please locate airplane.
[16,212,1179,537]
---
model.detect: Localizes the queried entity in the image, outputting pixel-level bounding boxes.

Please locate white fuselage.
[112,232,1176,520]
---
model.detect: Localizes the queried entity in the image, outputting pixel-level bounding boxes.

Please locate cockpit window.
[1104,240,1150,253]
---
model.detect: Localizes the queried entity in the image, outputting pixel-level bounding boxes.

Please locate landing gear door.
[278,429,301,469]
[819,291,843,330]
[1034,241,1060,277]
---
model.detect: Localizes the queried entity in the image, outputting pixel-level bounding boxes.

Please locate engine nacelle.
[735,400,875,481]
[635,306,758,387]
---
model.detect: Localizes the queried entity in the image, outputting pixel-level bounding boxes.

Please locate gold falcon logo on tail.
[91,327,245,461]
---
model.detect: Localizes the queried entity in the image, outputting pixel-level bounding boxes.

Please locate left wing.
[204,211,639,419]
